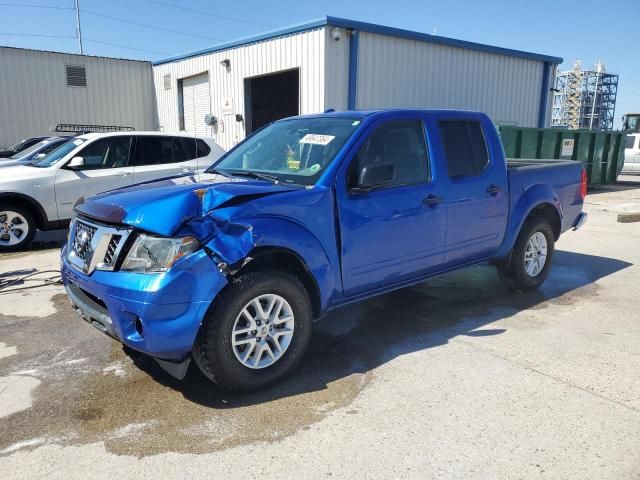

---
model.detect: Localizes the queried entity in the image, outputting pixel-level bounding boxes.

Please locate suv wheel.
[193,270,312,391]
[0,205,36,251]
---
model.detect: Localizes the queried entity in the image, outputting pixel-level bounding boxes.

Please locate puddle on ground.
[0,253,628,457]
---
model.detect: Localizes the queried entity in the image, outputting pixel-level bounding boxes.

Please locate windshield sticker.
[352,120,361,126]
[309,163,321,173]
[73,139,83,146]
[299,134,335,146]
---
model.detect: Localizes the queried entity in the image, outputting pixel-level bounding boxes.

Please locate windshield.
[10,140,49,160]
[7,139,27,151]
[209,117,363,186]
[32,138,85,168]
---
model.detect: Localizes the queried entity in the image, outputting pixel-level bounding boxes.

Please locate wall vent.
[163,73,171,90]
[66,65,87,87]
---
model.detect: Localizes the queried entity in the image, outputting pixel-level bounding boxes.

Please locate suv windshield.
[209,117,362,186]
[32,138,85,167]
[10,139,49,159]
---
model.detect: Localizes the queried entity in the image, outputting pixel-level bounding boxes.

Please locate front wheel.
[193,270,312,391]
[0,205,36,252]
[504,218,555,292]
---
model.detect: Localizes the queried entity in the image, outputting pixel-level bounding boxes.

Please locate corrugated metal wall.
[153,28,325,150]
[355,32,545,127]
[0,47,156,147]
[324,27,350,111]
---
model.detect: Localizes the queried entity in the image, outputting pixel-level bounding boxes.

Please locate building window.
[66,65,87,87]
[163,73,171,90]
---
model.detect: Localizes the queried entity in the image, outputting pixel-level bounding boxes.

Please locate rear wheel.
[502,217,555,292]
[0,205,36,252]
[193,270,312,391]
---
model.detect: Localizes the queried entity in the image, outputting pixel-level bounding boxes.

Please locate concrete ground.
[1,182,639,479]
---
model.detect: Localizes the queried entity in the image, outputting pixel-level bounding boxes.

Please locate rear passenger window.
[438,121,489,178]
[179,138,198,160]
[133,137,174,166]
[196,139,211,158]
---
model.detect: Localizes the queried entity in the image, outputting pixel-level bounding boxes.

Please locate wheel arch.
[233,246,322,319]
[492,183,563,263]
[0,192,48,229]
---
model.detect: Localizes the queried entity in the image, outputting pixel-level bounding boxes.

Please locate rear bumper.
[60,247,228,363]
[573,212,588,230]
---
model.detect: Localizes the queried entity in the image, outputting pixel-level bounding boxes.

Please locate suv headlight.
[121,234,199,273]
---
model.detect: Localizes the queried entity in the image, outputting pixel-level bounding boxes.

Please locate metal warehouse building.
[153,16,562,150]
[0,46,157,147]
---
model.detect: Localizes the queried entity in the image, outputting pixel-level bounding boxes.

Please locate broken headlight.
[121,234,199,273]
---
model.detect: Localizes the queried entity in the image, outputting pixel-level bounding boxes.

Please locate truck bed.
[506,158,584,234]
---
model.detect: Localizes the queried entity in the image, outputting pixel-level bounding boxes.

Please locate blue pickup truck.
[61,109,587,391]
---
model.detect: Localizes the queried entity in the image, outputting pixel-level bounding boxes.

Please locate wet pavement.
[1,184,639,478]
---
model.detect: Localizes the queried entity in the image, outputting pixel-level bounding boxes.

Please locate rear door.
[54,136,134,219]
[337,117,446,296]
[436,118,508,264]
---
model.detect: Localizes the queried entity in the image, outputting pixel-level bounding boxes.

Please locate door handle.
[423,194,444,206]
[486,184,501,196]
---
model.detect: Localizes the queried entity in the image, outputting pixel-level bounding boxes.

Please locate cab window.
[348,120,429,189]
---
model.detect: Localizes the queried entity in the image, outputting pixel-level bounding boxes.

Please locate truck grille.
[67,218,131,274]
[72,220,97,261]
[103,235,122,266]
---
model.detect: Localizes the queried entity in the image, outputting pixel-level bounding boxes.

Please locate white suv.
[0,131,224,251]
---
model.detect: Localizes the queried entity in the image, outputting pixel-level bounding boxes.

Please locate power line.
[0,3,222,41]
[142,0,273,28]
[0,32,170,56]
[0,2,73,10]
[83,37,169,55]
[0,32,75,39]
[81,9,222,41]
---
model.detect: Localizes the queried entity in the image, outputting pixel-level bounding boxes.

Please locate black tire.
[507,217,555,292]
[193,270,313,392]
[0,204,36,252]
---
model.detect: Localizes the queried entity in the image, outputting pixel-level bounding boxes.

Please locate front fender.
[190,214,338,313]
[493,183,562,260]
[245,216,338,313]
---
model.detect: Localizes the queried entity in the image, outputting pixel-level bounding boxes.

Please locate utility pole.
[75,0,83,54]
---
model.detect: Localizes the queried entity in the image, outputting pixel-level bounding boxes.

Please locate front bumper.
[61,247,228,366]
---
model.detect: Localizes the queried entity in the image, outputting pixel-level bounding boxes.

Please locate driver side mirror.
[67,156,85,169]
[351,162,396,193]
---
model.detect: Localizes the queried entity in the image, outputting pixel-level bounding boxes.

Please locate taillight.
[580,168,587,200]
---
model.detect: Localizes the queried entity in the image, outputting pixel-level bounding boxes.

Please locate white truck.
[0,131,224,251]
[622,133,640,174]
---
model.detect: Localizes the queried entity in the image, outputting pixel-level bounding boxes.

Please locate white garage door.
[182,73,211,136]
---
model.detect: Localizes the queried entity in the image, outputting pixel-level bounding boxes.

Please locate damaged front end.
[65,174,299,378]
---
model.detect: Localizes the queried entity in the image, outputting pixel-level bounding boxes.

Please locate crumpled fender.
[179,213,337,313]
[493,182,562,260]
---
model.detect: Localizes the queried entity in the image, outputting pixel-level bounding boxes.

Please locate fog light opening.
[135,317,144,337]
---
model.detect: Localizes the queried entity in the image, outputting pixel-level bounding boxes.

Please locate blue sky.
[1,0,639,127]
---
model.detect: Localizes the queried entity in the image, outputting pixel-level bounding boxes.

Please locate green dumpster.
[499,125,626,185]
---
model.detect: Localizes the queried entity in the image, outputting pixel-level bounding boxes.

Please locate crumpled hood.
[74,172,299,237]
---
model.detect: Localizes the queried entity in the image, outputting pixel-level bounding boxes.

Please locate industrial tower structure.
[551,61,619,131]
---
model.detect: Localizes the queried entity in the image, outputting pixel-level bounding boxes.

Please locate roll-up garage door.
[181,73,211,136]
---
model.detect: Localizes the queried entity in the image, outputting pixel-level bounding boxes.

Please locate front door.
[54,136,134,220]
[337,118,446,296]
